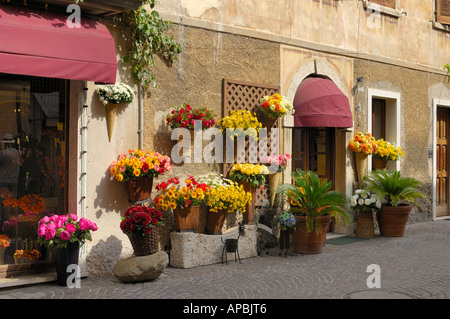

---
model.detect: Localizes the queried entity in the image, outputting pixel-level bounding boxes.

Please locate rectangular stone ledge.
[169,225,258,268]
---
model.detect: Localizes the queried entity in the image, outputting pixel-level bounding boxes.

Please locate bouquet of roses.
[350,189,382,212]
[120,205,163,237]
[261,153,291,173]
[37,214,98,249]
[166,103,216,130]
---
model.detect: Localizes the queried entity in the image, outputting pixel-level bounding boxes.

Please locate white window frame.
[367,88,401,172]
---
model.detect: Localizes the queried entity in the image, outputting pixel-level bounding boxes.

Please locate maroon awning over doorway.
[0,5,117,84]
[293,77,353,128]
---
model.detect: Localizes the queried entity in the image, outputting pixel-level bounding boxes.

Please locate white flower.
[358,198,364,205]
[376,200,382,208]
[364,198,371,206]
[351,199,357,207]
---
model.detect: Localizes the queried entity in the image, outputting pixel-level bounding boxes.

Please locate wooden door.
[436,107,449,217]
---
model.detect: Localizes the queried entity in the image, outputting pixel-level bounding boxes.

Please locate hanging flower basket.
[127,176,153,202]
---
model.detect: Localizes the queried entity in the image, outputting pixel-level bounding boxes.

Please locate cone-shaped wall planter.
[268,171,281,207]
[106,103,117,142]
[354,152,368,188]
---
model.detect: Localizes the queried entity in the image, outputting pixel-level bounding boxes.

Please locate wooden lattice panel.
[222,79,280,206]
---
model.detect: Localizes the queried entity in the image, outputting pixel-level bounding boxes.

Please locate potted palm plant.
[276,169,349,254]
[363,170,427,237]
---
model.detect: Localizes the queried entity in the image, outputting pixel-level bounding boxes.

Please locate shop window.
[436,0,450,25]
[0,74,67,276]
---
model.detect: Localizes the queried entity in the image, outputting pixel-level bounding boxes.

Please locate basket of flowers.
[350,189,382,238]
[166,103,216,131]
[372,139,405,170]
[259,93,294,127]
[13,249,41,264]
[120,205,163,256]
[348,132,378,187]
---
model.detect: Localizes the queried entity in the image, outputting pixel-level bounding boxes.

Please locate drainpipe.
[138,83,143,149]
[81,82,88,220]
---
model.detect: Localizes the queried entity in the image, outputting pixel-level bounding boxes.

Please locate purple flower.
[60,230,71,241]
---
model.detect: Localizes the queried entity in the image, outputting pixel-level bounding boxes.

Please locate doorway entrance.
[292,127,335,186]
[436,107,449,217]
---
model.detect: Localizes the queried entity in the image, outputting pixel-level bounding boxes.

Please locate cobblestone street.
[0,219,448,301]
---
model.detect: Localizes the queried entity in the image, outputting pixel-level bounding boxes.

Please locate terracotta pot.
[355,210,375,238]
[205,209,228,235]
[173,206,200,233]
[377,205,412,237]
[293,215,332,254]
[373,158,388,170]
[127,177,153,203]
[240,181,256,224]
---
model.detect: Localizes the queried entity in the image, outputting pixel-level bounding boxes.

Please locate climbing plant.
[123,0,182,88]
[445,64,450,82]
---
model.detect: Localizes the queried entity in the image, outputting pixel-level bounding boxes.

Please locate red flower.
[262,101,269,108]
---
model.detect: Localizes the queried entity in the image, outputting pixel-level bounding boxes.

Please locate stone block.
[169,225,257,268]
[112,251,169,283]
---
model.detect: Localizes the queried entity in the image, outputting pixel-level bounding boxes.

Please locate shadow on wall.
[93,170,129,217]
[86,235,125,276]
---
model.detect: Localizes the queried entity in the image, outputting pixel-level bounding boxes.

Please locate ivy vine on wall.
[123,0,182,88]
[445,64,450,82]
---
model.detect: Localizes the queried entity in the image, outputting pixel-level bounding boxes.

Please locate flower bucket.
[264,114,278,129]
[173,206,200,233]
[355,210,375,238]
[240,181,256,225]
[373,158,388,170]
[205,209,228,235]
[354,152,368,188]
[268,171,282,207]
[128,226,160,256]
[293,215,331,254]
[127,176,153,203]
[55,242,80,286]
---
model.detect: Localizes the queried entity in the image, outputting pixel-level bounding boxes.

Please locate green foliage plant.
[363,170,427,207]
[123,0,182,88]
[276,169,349,232]
[445,64,450,82]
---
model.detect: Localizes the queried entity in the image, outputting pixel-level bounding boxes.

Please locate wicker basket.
[128,226,160,256]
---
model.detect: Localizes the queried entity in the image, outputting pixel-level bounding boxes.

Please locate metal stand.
[221,223,245,264]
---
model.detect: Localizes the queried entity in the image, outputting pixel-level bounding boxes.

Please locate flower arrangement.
[37,214,98,249]
[120,205,163,237]
[260,93,294,119]
[350,189,382,211]
[197,172,234,188]
[229,163,269,188]
[348,132,378,155]
[205,182,251,213]
[279,211,296,230]
[96,83,134,105]
[109,149,172,182]
[219,110,263,141]
[13,249,40,264]
[154,176,210,211]
[1,193,46,214]
[261,153,291,173]
[0,234,10,248]
[373,139,405,161]
[166,103,216,130]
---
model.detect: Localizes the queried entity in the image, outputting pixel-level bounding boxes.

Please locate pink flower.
[89,221,98,231]
[45,224,56,240]
[39,216,50,226]
[69,213,78,221]
[65,223,77,233]
[79,217,93,231]
[60,230,71,241]
[37,225,46,237]
[53,216,64,228]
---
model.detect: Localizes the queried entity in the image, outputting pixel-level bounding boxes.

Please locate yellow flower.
[116,174,123,182]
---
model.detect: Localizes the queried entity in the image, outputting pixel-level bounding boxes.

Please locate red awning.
[0,5,117,84]
[293,77,353,128]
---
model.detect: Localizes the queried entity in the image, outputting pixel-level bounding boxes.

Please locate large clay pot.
[377,205,412,237]
[293,215,332,254]
[355,210,375,238]
[173,206,200,233]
